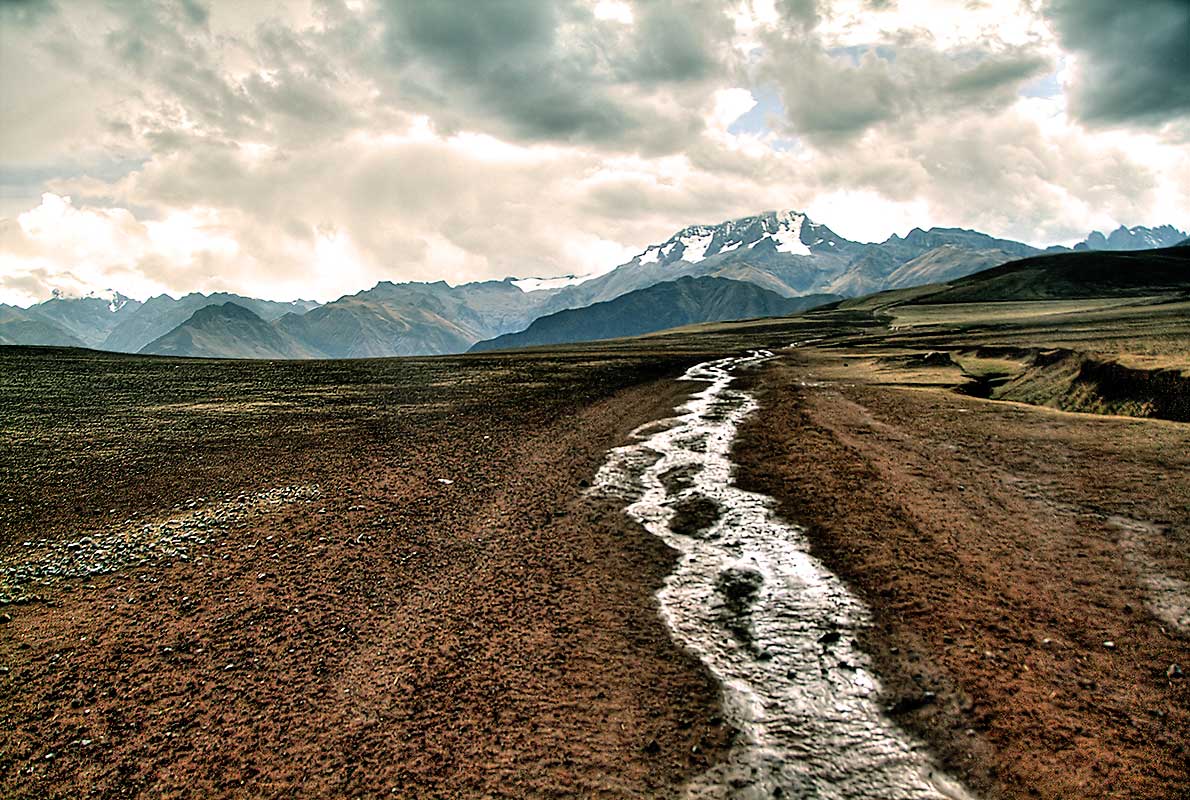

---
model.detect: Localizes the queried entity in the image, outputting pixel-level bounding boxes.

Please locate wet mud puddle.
[594,352,973,799]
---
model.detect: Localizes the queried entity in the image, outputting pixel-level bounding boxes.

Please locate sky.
[1,0,1188,305]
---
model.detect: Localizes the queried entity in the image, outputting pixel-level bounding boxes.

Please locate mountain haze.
[1074,224,1187,252]
[273,279,559,357]
[140,303,323,359]
[105,293,321,354]
[0,305,86,347]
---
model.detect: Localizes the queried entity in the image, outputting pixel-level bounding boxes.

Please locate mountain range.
[0,291,319,352]
[1,214,1184,358]
[470,276,839,352]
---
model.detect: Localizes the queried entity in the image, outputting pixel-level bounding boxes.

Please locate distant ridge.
[470,276,839,352]
[140,302,321,359]
[1073,224,1187,252]
[908,246,1190,305]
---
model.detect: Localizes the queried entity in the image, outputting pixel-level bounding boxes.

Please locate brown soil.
[0,348,732,799]
[734,350,1190,799]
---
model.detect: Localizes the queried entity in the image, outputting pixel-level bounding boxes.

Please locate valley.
[5,2,1188,797]
[2,247,1187,797]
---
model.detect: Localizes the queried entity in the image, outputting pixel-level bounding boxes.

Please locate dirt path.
[733,350,1190,799]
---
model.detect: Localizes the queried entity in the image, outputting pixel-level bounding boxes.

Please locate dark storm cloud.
[943,53,1052,95]
[376,0,732,148]
[759,37,1052,144]
[178,0,208,26]
[775,0,820,28]
[631,3,719,83]
[0,0,52,12]
[382,0,632,142]
[1045,0,1190,125]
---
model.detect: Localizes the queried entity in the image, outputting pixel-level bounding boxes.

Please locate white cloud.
[807,189,932,243]
[0,194,242,305]
[817,0,1055,50]
[592,0,635,25]
[709,88,758,132]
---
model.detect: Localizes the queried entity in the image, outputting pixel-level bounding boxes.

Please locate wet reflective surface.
[594,353,974,799]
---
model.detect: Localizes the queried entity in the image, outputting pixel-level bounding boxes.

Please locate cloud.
[1,0,1188,306]
[1044,0,1190,125]
[0,0,56,25]
[374,0,735,150]
[0,193,238,304]
[755,25,1053,145]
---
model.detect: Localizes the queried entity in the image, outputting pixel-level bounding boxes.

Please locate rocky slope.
[907,245,1190,304]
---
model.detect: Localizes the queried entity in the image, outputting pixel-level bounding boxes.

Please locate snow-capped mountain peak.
[633,210,817,267]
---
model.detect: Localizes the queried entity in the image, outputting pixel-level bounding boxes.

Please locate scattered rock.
[716,566,763,608]
[669,493,721,539]
[817,630,842,646]
[0,484,319,603]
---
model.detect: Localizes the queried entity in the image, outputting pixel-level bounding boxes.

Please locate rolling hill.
[907,245,1190,304]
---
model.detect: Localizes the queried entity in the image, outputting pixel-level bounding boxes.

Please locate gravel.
[0,484,320,604]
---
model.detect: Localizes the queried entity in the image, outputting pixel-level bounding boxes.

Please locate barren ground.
[0,347,734,799]
[735,349,1190,799]
[3,291,1188,798]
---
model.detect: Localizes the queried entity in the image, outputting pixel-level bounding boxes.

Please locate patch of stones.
[0,484,321,605]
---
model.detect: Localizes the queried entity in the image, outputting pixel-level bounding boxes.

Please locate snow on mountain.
[50,287,137,313]
[771,213,811,255]
[510,274,595,293]
[631,210,815,267]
